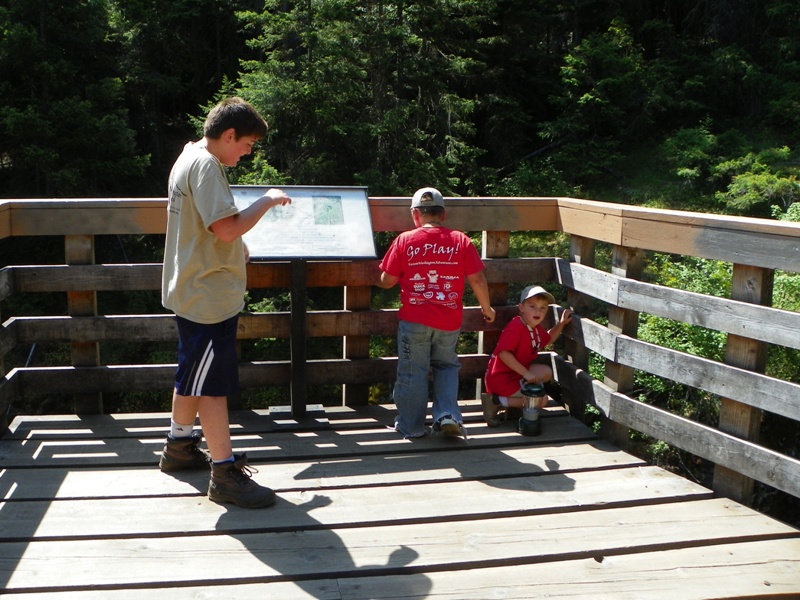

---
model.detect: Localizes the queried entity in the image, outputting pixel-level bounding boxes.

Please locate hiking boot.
[432,415,467,439]
[481,393,503,427]
[159,431,211,472]
[208,453,276,509]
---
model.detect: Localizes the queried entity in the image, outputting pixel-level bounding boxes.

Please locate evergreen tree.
[541,18,655,182]
[235,0,492,195]
[107,0,254,193]
[0,0,148,198]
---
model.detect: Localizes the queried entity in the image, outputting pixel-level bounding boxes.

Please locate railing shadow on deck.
[1,195,799,517]
[0,401,598,595]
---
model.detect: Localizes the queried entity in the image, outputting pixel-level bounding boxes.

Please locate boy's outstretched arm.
[547,308,573,345]
[211,188,291,243]
[466,271,496,323]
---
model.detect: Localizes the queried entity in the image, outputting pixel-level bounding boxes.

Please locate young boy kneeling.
[482,285,572,426]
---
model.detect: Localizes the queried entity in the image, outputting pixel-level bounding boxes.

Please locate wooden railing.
[1,196,799,507]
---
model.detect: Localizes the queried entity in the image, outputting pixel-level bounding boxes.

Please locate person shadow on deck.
[213,493,432,599]
[158,404,578,598]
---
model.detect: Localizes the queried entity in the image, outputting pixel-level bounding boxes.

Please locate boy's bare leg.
[171,392,233,461]
[171,390,273,507]
[197,396,233,460]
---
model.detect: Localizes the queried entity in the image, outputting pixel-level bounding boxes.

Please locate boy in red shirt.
[378,187,496,438]
[483,285,572,426]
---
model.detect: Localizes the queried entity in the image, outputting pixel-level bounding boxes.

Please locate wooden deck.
[1,400,799,599]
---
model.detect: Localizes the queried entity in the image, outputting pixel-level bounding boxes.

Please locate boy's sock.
[170,420,194,438]
[212,455,235,465]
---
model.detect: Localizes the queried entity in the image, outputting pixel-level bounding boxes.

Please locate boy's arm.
[466,271,496,322]
[210,188,291,243]
[498,349,539,383]
[377,271,399,289]
[546,308,573,345]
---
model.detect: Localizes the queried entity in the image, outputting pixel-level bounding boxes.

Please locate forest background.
[1,1,799,524]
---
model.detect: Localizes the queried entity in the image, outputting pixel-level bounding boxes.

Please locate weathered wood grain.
[340,539,800,600]
[6,538,799,600]
[5,498,790,594]
[0,466,711,542]
[2,401,798,599]
[605,386,800,498]
[5,352,502,395]
[567,317,800,422]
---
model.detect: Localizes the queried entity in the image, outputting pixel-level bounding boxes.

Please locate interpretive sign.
[231,185,376,259]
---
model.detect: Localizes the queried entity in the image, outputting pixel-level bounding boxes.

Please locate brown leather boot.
[159,431,211,471]
[208,454,276,509]
[481,393,503,427]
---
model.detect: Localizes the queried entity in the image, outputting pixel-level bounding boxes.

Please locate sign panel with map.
[231,185,376,259]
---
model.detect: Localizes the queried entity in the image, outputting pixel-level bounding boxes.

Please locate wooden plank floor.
[1,400,799,599]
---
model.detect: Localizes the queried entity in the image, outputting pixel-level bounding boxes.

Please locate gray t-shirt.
[161,141,246,324]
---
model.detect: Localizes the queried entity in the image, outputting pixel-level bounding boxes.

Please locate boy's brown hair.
[203,97,268,140]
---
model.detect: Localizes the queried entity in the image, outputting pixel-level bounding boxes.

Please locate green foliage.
[105,0,254,193]
[647,253,732,295]
[235,0,493,194]
[0,1,149,197]
[661,122,719,186]
[509,231,570,260]
[633,255,729,453]
[3,1,798,203]
[487,159,574,198]
[712,146,800,215]
[638,254,730,368]
[772,202,800,222]
[542,19,655,182]
[768,270,800,384]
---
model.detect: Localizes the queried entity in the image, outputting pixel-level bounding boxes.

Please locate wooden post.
[65,234,102,414]
[0,287,6,432]
[290,259,308,420]
[475,231,509,400]
[713,264,773,503]
[602,245,644,450]
[563,235,596,420]
[343,284,371,406]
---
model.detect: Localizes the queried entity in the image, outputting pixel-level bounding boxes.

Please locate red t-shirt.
[379,226,485,331]
[484,315,551,396]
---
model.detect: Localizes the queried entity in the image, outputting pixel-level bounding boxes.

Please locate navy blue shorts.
[174,315,240,397]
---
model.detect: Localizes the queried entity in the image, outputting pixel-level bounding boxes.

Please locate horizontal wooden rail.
[557,198,800,273]
[3,197,799,270]
[1,257,555,297]
[569,316,800,423]
[557,259,800,350]
[553,357,800,499]
[6,306,521,344]
[6,354,492,396]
